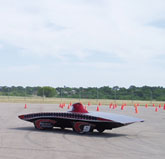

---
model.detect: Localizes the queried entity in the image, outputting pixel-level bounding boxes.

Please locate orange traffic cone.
[67,104,70,109]
[121,105,124,110]
[159,104,161,108]
[60,103,64,108]
[115,104,117,108]
[155,107,158,112]
[135,106,138,113]
[145,104,148,108]
[153,104,155,107]
[88,102,90,106]
[24,104,27,109]
[96,106,99,111]
[109,103,112,109]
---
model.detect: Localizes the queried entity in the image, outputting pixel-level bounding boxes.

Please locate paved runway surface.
[0,103,165,159]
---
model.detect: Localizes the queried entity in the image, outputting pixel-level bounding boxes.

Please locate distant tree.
[1,85,165,101]
[37,86,57,97]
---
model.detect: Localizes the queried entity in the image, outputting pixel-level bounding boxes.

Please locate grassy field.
[0,95,164,106]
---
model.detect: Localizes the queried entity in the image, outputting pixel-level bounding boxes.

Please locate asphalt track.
[0,103,165,159]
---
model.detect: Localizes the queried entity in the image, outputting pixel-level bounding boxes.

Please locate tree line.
[0,85,165,101]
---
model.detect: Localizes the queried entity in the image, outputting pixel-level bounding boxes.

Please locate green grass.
[0,95,164,106]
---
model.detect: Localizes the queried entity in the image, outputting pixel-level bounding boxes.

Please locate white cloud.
[0,43,3,49]
[0,0,165,87]
[0,1,164,61]
[0,64,40,73]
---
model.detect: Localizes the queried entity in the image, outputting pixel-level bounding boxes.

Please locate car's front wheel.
[72,122,95,134]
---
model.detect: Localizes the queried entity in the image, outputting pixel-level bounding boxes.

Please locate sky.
[0,0,165,88]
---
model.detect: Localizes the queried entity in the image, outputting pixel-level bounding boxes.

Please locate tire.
[72,122,94,134]
[72,125,85,134]
[34,119,55,130]
[34,123,44,130]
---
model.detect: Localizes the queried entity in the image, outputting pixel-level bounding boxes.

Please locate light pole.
[24,87,26,102]
[150,90,153,105]
[96,88,99,104]
[8,87,10,101]
[79,88,81,102]
[113,87,118,104]
[115,89,117,104]
[60,88,63,104]
[42,87,44,102]
[131,89,134,105]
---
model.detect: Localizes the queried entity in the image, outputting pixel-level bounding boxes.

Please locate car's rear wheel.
[34,122,53,130]
[34,119,55,130]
